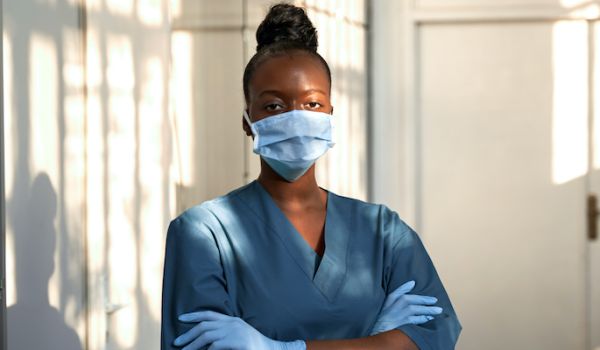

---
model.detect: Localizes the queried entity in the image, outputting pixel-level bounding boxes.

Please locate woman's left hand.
[370,280,443,336]
[174,310,305,350]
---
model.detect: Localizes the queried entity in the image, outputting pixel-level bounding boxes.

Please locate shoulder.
[168,182,255,238]
[329,191,409,227]
[328,190,381,214]
[329,191,415,241]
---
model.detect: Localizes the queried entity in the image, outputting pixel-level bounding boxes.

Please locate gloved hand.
[174,310,306,350]
[370,280,443,335]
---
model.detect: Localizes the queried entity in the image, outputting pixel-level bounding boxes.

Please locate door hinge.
[587,193,598,241]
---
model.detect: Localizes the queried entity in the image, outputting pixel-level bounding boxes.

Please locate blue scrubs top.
[161,180,461,349]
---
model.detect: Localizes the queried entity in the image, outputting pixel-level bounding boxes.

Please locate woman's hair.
[243,3,332,102]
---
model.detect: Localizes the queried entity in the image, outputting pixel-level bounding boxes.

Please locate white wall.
[4,0,87,348]
[3,0,172,348]
[1,0,6,346]
[3,0,367,348]
[85,1,171,348]
[171,0,369,208]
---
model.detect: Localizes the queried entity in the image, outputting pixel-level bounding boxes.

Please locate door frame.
[370,0,600,228]
[1,0,6,346]
[369,1,596,348]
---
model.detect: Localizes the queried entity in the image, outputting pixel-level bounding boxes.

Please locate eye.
[307,101,322,109]
[265,103,284,112]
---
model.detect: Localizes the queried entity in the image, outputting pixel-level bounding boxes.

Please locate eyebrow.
[258,88,327,97]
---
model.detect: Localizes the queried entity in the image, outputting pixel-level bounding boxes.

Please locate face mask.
[244,109,335,182]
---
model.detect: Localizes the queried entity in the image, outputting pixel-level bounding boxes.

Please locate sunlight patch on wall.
[561,0,593,8]
[85,25,108,348]
[112,299,139,348]
[138,0,164,26]
[86,0,103,11]
[86,29,103,89]
[552,21,589,185]
[572,4,600,18]
[29,32,61,310]
[84,28,105,271]
[62,26,86,196]
[139,57,165,321]
[106,0,134,17]
[6,229,15,307]
[561,0,600,18]
[3,31,14,202]
[170,0,182,18]
[29,33,59,184]
[107,34,135,91]
[593,21,600,170]
[171,31,194,187]
[106,33,138,348]
[62,26,87,339]
[306,1,367,199]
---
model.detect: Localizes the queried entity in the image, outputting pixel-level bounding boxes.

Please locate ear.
[242,111,253,137]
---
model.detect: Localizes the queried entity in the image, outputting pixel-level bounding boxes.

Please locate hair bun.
[256,3,318,52]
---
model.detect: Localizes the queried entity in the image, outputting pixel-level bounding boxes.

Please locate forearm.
[305,330,418,350]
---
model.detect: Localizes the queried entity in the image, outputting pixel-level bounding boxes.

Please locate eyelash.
[265,103,284,111]
[264,101,323,111]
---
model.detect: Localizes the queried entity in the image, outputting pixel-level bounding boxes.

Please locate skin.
[243,52,419,350]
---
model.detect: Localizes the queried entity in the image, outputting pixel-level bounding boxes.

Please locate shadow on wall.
[7,173,81,349]
[5,0,171,346]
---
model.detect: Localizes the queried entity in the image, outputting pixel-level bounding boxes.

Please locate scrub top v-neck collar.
[240,180,350,303]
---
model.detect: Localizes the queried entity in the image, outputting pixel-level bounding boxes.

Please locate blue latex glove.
[174,310,306,350]
[370,280,443,335]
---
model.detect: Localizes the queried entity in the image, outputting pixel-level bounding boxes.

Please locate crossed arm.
[169,277,435,350]
[162,213,460,350]
[170,309,420,350]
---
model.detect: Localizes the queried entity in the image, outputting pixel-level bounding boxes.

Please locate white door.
[418,21,588,350]
[587,21,600,350]
[371,2,598,349]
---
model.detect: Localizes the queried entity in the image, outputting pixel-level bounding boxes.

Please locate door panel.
[589,19,600,350]
[419,21,588,350]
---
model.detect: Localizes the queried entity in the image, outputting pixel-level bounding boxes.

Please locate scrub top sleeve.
[384,210,462,350]
[161,210,234,350]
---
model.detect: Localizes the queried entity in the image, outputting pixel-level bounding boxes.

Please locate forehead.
[249,53,330,97]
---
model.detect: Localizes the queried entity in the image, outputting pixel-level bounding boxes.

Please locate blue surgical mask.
[244,109,335,182]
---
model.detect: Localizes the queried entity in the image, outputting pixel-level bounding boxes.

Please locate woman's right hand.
[369,280,443,336]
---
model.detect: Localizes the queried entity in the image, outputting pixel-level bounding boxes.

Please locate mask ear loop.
[329,116,336,147]
[244,110,256,135]
[243,109,252,128]
[243,110,259,150]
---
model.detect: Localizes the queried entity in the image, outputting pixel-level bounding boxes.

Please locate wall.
[84,0,171,348]
[3,0,171,348]
[4,0,87,348]
[171,0,369,208]
[0,0,6,346]
[3,0,367,348]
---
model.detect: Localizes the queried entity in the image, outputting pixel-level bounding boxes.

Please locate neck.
[257,159,323,204]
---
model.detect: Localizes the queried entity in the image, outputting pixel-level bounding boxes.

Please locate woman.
[161,4,461,349]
